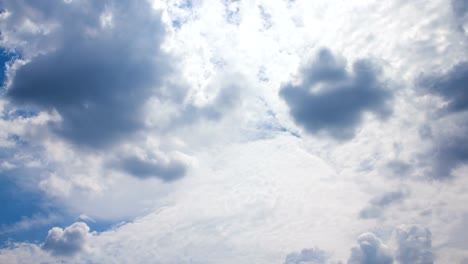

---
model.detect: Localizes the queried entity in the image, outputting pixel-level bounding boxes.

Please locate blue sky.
[0,0,468,263]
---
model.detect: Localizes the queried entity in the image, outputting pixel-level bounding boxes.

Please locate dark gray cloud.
[42,222,90,256]
[118,156,187,182]
[359,191,407,219]
[284,247,329,264]
[395,226,433,264]
[3,0,175,148]
[418,62,468,114]
[347,233,393,264]
[280,49,392,140]
[417,62,468,179]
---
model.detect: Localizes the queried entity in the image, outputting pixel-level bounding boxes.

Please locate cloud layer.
[0,0,467,263]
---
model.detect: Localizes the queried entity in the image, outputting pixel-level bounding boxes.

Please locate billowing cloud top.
[42,222,90,256]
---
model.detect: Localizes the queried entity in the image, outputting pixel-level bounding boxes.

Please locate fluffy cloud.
[42,222,91,256]
[3,0,174,148]
[347,233,393,264]
[280,49,392,140]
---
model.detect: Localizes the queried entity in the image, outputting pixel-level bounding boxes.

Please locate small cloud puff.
[42,222,91,256]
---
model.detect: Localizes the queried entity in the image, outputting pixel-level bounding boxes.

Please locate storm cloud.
[280,49,392,140]
[4,0,174,148]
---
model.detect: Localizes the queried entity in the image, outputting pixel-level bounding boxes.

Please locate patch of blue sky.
[0,48,17,88]
[170,0,193,29]
[2,109,40,120]
[0,171,118,245]
[0,173,59,244]
[0,48,39,120]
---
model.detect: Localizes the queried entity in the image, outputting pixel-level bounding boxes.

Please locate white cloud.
[42,222,91,257]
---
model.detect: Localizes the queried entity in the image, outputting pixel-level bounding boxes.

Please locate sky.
[0,0,467,263]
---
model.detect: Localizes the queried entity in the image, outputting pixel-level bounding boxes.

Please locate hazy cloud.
[452,0,468,17]
[280,49,392,140]
[359,191,407,219]
[284,247,330,264]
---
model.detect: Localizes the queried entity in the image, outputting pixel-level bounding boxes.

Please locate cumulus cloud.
[284,247,330,264]
[395,225,434,264]
[347,233,393,264]
[280,49,392,140]
[359,191,407,219]
[42,222,91,256]
[2,0,175,148]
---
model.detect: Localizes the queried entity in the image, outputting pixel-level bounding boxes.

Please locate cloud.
[452,0,468,18]
[279,49,392,140]
[395,225,434,264]
[417,62,468,178]
[418,62,468,114]
[359,191,407,219]
[347,233,393,264]
[42,222,91,256]
[118,155,187,181]
[428,129,468,179]
[3,0,175,148]
[284,247,330,264]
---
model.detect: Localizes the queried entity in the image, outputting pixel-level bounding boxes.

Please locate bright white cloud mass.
[0,0,467,263]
